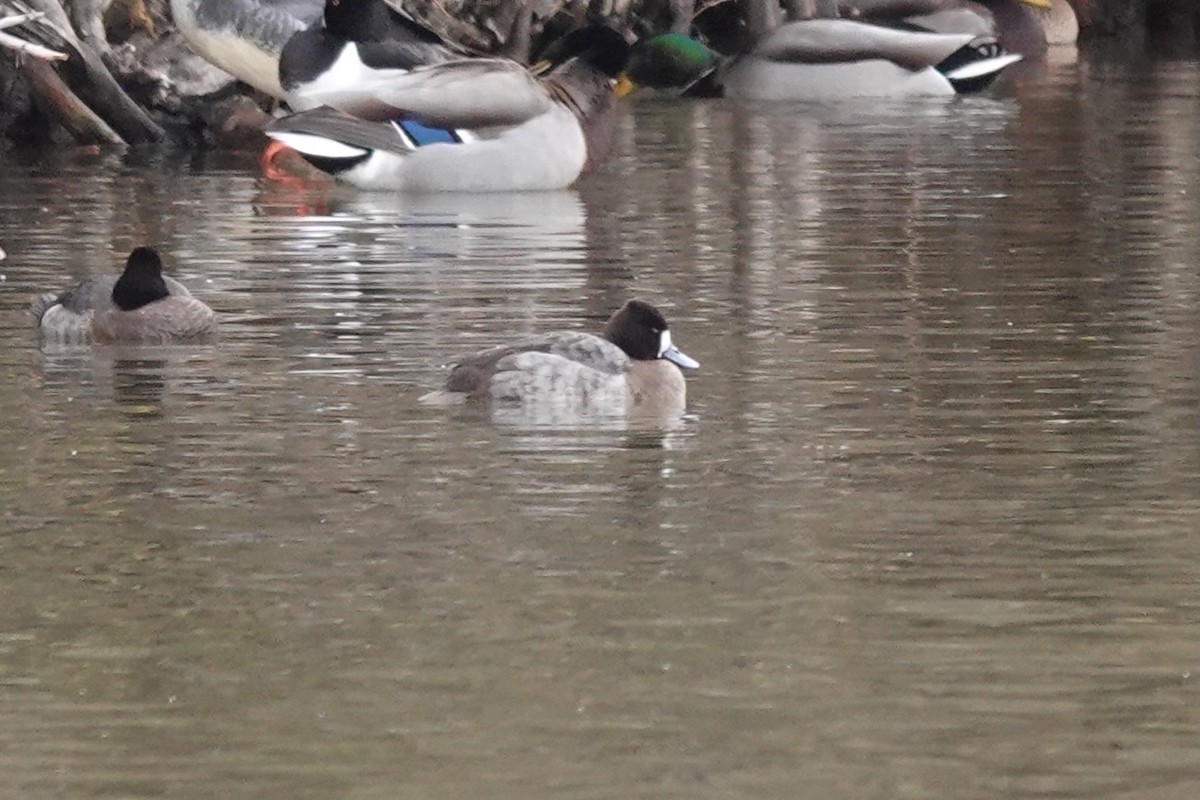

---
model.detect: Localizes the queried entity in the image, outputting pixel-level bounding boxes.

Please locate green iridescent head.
[624,33,721,91]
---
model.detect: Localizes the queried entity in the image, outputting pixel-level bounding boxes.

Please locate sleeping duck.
[422,299,698,421]
[265,26,634,192]
[32,247,216,344]
[846,0,1078,56]
[625,0,1021,99]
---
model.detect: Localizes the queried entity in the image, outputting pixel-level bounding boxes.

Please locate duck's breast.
[625,359,688,419]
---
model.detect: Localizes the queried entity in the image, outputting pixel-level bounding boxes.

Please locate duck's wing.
[444,332,628,398]
[325,58,555,127]
[844,1,998,40]
[487,351,630,407]
[51,277,114,315]
[31,276,108,338]
[266,107,416,156]
[843,0,957,17]
[754,19,976,70]
[901,8,997,38]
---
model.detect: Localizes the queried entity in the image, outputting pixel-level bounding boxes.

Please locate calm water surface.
[0,50,1196,799]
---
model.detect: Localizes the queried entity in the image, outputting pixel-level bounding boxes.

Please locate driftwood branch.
[19,54,123,143]
[0,11,67,59]
[2,0,164,143]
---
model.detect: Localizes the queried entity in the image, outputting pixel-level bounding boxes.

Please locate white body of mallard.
[267,52,620,192]
[288,107,588,193]
[724,18,1020,99]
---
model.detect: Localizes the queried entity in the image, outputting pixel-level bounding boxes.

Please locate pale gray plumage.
[751,18,976,69]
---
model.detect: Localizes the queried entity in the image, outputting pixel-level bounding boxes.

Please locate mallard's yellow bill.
[614,73,637,98]
[529,59,552,76]
[1018,0,1053,8]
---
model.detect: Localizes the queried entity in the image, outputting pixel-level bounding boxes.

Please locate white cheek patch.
[658,330,672,358]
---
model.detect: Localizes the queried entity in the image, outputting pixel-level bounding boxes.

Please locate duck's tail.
[265,107,470,176]
[30,293,59,325]
[937,40,1022,94]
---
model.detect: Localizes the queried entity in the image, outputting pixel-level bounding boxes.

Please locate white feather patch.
[265,131,369,159]
[943,53,1023,81]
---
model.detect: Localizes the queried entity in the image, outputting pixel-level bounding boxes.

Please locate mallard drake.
[625,0,1023,99]
[624,15,1020,99]
[422,299,699,420]
[169,0,321,98]
[32,247,216,344]
[278,0,466,113]
[846,0,1077,56]
[265,26,633,192]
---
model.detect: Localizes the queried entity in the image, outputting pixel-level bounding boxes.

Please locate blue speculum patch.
[396,120,461,146]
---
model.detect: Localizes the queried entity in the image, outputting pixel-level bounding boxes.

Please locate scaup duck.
[32,247,216,344]
[422,299,698,419]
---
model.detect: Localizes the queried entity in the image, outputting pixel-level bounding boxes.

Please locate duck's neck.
[545,60,614,122]
[544,63,619,176]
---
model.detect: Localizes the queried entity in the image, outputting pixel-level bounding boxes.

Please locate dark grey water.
[0,51,1197,799]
